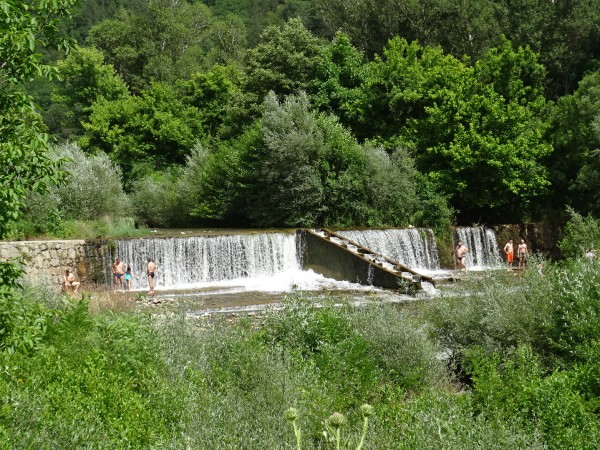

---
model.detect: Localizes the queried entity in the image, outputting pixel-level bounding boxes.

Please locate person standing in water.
[125,266,133,292]
[517,239,528,268]
[503,239,514,269]
[147,258,157,295]
[455,241,469,271]
[112,258,126,292]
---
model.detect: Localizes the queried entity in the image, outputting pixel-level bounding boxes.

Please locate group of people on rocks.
[111,257,157,294]
[63,257,158,296]
[454,238,529,271]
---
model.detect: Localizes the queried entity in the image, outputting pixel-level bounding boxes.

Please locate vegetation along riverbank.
[2,253,600,448]
[3,0,600,448]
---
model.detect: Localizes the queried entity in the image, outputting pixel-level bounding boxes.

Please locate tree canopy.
[0,0,77,239]
[8,0,600,229]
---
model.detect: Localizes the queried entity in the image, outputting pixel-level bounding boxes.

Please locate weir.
[300,229,433,289]
[0,226,505,293]
[336,228,440,272]
[113,232,300,290]
[455,226,502,270]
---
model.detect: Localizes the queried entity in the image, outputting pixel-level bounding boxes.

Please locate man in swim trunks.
[63,269,80,296]
[112,258,126,292]
[147,258,157,295]
[455,241,469,271]
[517,239,528,269]
[503,239,514,268]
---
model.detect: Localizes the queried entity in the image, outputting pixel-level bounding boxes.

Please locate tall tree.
[245,18,325,100]
[500,0,600,99]
[311,32,367,135]
[360,37,551,222]
[87,0,214,91]
[315,0,503,60]
[51,46,130,138]
[81,81,203,180]
[0,0,76,239]
[548,69,600,216]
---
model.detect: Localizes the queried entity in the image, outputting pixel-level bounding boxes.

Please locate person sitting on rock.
[63,269,80,296]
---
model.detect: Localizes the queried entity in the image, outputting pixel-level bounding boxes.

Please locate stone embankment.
[0,240,111,291]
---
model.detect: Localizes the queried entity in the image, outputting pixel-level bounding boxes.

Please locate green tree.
[315,0,502,60]
[361,37,551,222]
[245,18,325,100]
[87,0,214,92]
[177,65,244,137]
[85,9,146,91]
[81,82,203,180]
[311,32,367,136]
[51,46,130,138]
[0,0,76,240]
[499,0,600,99]
[548,69,600,216]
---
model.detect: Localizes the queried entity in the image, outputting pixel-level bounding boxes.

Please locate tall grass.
[3,264,600,448]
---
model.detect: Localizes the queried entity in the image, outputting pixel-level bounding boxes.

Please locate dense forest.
[5,0,600,236]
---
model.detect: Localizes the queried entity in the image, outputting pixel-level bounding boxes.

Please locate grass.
[6,216,150,241]
[2,259,600,448]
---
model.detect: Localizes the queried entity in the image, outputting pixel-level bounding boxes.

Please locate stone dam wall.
[0,222,564,292]
[0,240,112,291]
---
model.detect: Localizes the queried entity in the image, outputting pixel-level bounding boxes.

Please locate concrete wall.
[298,230,418,290]
[0,240,112,291]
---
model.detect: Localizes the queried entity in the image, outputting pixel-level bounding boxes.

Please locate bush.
[0,296,178,449]
[157,315,334,449]
[349,304,447,391]
[130,167,190,227]
[16,142,132,237]
[374,388,546,449]
[51,142,131,220]
[467,345,600,449]
[426,268,552,361]
[558,207,600,258]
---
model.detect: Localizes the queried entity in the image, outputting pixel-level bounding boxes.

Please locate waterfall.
[336,228,441,271]
[455,227,501,270]
[113,232,300,290]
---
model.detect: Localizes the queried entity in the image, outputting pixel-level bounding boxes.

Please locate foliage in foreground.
[2,261,600,447]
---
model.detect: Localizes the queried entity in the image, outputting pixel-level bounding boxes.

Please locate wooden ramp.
[298,228,434,291]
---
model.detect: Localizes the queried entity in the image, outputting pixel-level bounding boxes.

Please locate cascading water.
[113,232,301,290]
[337,228,441,271]
[455,227,501,270]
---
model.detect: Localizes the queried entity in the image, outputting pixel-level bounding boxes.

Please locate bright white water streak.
[114,232,302,290]
[337,228,441,271]
[455,226,502,270]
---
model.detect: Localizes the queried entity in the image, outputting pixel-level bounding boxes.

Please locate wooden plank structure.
[298,228,434,291]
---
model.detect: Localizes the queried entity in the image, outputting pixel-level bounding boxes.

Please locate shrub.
[425,269,552,361]
[130,168,190,227]
[51,142,131,220]
[374,388,546,449]
[17,142,132,237]
[0,296,178,449]
[467,345,600,449]
[558,207,600,258]
[349,304,447,391]
[536,258,600,363]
